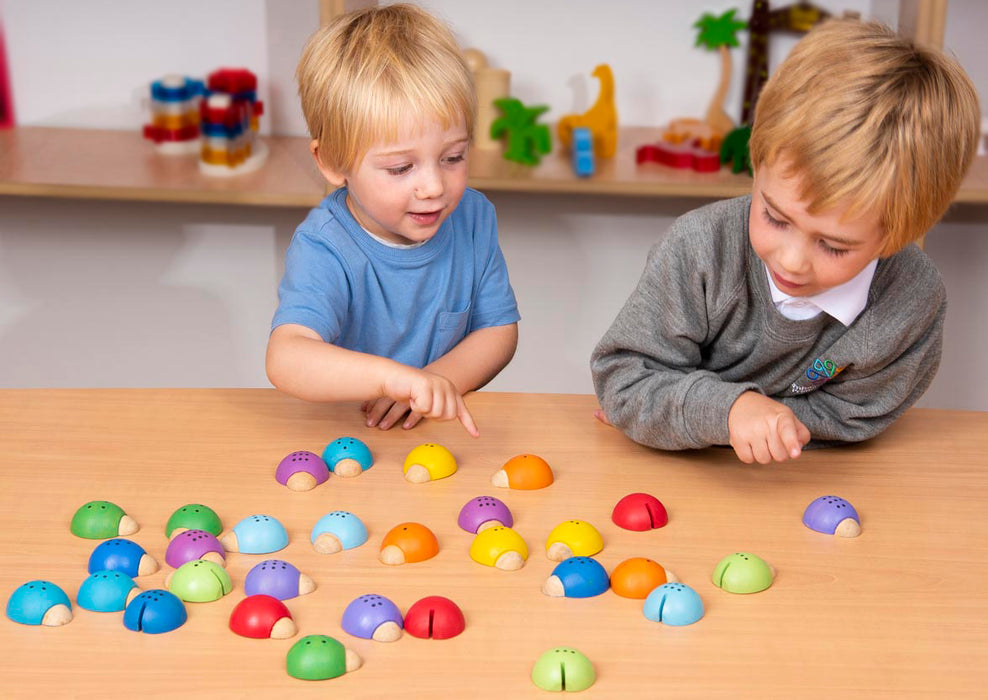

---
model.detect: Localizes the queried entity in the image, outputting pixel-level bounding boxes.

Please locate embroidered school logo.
[790,358,845,395]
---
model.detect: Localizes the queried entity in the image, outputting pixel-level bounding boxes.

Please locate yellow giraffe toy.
[557,64,617,159]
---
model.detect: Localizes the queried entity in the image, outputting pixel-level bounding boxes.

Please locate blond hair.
[749,19,980,255]
[297,3,476,174]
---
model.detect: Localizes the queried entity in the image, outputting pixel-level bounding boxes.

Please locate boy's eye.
[443,153,466,166]
[818,239,850,257]
[385,164,412,176]
[762,207,788,230]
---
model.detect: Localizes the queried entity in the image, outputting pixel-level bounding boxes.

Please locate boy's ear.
[310,140,347,188]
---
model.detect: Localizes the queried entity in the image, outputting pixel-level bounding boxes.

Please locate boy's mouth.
[407,209,442,226]
[771,269,806,292]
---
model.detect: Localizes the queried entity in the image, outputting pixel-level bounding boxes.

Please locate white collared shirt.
[765,259,878,326]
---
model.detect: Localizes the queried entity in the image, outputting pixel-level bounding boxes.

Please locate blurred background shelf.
[3,125,986,205]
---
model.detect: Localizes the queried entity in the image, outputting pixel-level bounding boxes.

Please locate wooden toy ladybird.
[310,510,368,554]
[340,594,403,642]
[531,647,596,692]
[71,500,138,539]
[469,526,528,571]
[379,522,439,565]
[286,635,362,680]
[542,556,609,598]
[220,514,288,554]
[322,437,373,478]
[87,538,159,577]
[610,557,677,599]
[244,559,315,600]
[165,529,226,568]
[491,454,554,490]
[166,560,233,603]
[6,580,72,627]
[123,589,187,634]
[275,450,330,491]
[802,495,861,537]
[403,596,465,640]
[229,594,297,639]
[403,443,457,483]
[545,520,603,561]
[643,582,704,626]
[457,495,513,533]
[77,571,140,612]
[165,503,222,537]
[712,552,775,594]
[611,492,668,531]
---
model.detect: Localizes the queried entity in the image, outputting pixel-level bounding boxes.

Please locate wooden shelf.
[1,125,987,205]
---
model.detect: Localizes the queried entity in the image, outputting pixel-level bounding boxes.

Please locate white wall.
[0,1,986,409]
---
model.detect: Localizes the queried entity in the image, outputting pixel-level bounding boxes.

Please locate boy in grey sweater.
[591,19,981,464]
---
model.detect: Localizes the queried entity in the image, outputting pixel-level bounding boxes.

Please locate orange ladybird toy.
[379,522,439,565]
[491,454,554,490]
[610,557,678,599]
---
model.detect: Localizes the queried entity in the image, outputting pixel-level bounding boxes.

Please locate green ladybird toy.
[531,647,596,692]
[711,552,775,594]
[165,504,223,538]
[70,501,138,539]
[286,635,362,680]
[166,560,232,603]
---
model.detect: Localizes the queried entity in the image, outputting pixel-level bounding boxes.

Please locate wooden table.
[0,390,985,698]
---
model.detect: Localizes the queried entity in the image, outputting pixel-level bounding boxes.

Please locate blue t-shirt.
[272,187,520,368]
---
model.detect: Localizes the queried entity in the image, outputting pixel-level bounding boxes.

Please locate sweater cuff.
[682,374,762,446]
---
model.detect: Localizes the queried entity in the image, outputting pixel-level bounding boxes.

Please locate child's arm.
[266,323,479,436]
[777,297,945,444]
[592,232,761,452]
[364,322,518,430]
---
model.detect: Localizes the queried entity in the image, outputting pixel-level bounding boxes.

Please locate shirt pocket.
[434,305,471,359]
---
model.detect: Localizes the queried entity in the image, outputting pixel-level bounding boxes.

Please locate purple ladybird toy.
[341,594,403,642]
[244,559,316,600]
[802,495,861,537]
[165,529,226,568]
[457,496,513,534]
[275,450,330,492]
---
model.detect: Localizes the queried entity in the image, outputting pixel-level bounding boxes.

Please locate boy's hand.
[362,398,426,432]
[728,391,811,464]
[378,368,480,437]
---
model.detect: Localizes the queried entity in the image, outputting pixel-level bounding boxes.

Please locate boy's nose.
[414,168,444,199]
[778,243,809,274]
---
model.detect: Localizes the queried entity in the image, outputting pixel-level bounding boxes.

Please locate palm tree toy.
[693,9,748,136]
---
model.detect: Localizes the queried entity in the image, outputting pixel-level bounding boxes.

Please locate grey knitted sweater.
[591,195,946,450]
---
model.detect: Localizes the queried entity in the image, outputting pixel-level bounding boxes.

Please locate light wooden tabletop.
[0,389,985,698]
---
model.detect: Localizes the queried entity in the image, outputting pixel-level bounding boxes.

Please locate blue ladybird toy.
[643,582,704,626]
[311,511,368,554]
[220,514,288,554]
[88,538,159,577]
[322,437,373,478]
[6,580,73,626]
[541,556,610,598]
[123,589,187,634]
[78,570,140,612]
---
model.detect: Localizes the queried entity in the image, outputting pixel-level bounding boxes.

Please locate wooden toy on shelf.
[557,64,617,159]
[693,9,747,136]
[464,48,510,152]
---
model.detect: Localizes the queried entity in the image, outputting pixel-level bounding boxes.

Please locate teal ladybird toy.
[643,582,704,626]
[311,511,368,554]
[712,552,775,594]
[70,500,139,539]
[220,514,288,554]
[531,647,596,692]
[322,437,373,478]
[77,571,140,612]
[166,560,233,603]
[6,580,72,627]
[165,503,223,537]
[286,635,363,680]
[123,589,187,634]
